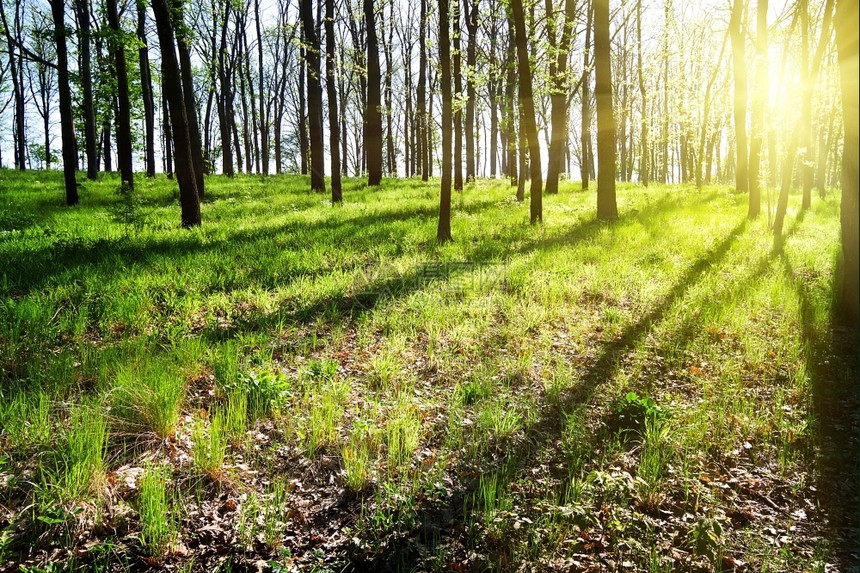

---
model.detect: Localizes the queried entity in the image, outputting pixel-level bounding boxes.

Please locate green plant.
[610,391,671,432]
[192,413,227,478]
[58,402,107,500]
[687,515,724,564]
[342,420,378,491]
[223,370,291,420]
[110,181,148,237]
[111,366,186,439]
[385,403,421,467]
[137,464,174,557]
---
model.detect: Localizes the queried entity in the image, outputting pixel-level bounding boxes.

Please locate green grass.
[0,170,855,571]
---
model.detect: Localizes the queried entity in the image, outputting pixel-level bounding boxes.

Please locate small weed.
[385,402,422,468]
[610,391,671,432]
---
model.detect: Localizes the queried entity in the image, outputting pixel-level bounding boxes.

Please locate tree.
[464,0,478,182]
[545,0,578,195]
[747,0,767,217]
[49,0,78,205]
[106,0,133,190]
[326,0,342,202]
[136,0,157,178]
[300,0,326,192]
[636,0,648,186]
[438,0,454,242]
[509,0,542,223]
[365,0,383,185]
[418,0,429,181]
[175,1,205,196]
[729,0,748,193]
[836,0,858,323]
[594,0,617,220]
[453,0,463,191]
[151,0,201,227]
[0,0,27,171]
[76,0,98,180]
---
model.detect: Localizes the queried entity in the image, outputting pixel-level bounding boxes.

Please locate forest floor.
[0,171,857,573]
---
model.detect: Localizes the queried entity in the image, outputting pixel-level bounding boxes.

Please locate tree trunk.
[464,0,478,182]
[509,0,542,223]
[505,27,517,187]
[255,0,269,175]
[365,0,383,185]
[594,0,617,220]
[301,0,326,192]
[107,0,133,189]
[50,0,79,205]
[163,90,173,177]
[453,0,463,191]
[546,0,576,194]
[418,0,429,181]
[151,0,201,227]
[326,0,342,202]
[137,0,156,178]
[437,0,453,243]
[836,0,858,323]
[581,3,592,190]
[75,0,98,179]
[729,0,749,193]
[747,0,767,217]
[637,0,648,186]
[218,3,234,177]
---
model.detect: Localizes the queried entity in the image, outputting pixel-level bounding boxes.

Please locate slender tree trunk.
[107,0,133,189]
[418,0,429,181]
[137,0,156,177]
[637,0,648,186]
[151,0,201,227]
[546,0,577,194]
[453,0,463,191]
[509,0,542,223]
[581,4,592,190]
[747,0,767,217]
[365,0,383,185]
[326,0,342,202]
[836,0,858,323]
[464,0,478,182]
[50,0,79,204]
[301,0,326,192]
[729,0,749,193]
[594,0,617,220]
[218,3,234,177]
[505,28,517,187]
[74,0,98,179]
[437,0,453,243]
[255,0,269,175]
[383,2,396,175]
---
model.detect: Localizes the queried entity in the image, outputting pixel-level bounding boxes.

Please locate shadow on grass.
[779,242,859,570]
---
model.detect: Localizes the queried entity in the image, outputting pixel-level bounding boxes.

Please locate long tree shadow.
[779,247,858,570]
[344,216,750,570]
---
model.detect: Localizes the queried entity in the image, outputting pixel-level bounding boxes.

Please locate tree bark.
[50,0,79,205]
[365,0,383,185]
[729,0,749,193]
[509,0,542,223]
[151,0,201,227]
[301,0,326,192]
[747,0,767,217]
[107,0,134,189]
[546,0,577,194]
[594,0,617,220]
[464,0,478,182]
[581,3,592,190]
[438,0,453,243]
[453,0,463,191]
[137,0,156,178]
[836,0,858,323]
[418,0,429,181]
[326,0,342,202]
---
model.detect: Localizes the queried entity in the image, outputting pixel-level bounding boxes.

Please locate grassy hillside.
[0,170,856,572]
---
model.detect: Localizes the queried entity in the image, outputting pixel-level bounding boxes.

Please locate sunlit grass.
[0,170,849,571]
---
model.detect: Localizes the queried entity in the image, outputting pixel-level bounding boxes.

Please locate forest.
[0,0,857,570]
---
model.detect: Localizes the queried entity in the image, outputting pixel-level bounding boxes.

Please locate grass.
[0,170,855,571]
